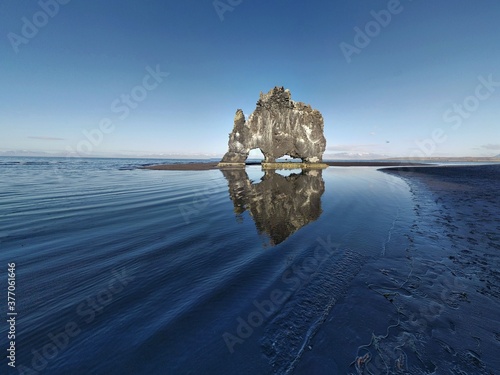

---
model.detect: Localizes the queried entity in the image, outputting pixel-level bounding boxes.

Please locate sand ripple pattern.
[261,250,364,374]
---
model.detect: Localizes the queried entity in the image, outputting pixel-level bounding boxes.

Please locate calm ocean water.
[1,157,498,374]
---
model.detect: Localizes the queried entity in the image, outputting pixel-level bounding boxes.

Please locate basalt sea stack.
[218,87,327,168]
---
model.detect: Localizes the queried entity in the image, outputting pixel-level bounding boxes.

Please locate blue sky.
[1,0,499,158]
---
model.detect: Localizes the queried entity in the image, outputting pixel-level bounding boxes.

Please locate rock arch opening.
[248,148,265,162]
[277,154,302,163]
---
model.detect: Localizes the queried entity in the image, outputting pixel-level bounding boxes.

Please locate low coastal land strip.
[141,161,431,170]
[141,157,499,171]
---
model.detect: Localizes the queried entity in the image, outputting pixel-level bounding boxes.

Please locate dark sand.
[382,165,500,297]
[379,164,500,373]
[142,161,428,170]
[326,161,428,167]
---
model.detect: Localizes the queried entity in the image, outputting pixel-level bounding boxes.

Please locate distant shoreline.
[141,161,432,170]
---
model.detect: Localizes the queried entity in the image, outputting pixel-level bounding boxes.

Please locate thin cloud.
[326,144,379,152]
[480,144,500,150]
[27,136,65,141]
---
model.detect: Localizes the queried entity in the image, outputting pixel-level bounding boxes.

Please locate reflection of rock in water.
[220,169,324,245]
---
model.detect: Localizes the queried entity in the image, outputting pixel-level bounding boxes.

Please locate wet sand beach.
[382,164,500,302]
[378,164,500,373]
